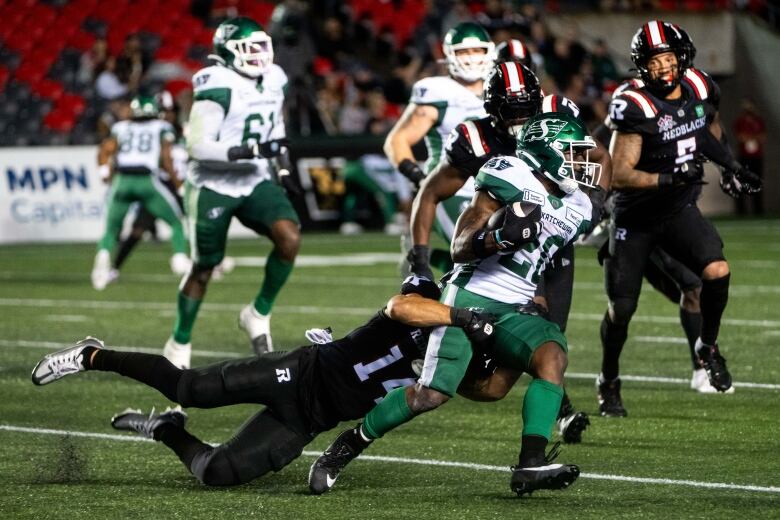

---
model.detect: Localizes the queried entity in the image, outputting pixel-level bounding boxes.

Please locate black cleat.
[510,442,580,496]
[557,411,590,444]
[111,406,187,439]
[597,377,627,417]
[696,341,732,392]
[308,425,370,495]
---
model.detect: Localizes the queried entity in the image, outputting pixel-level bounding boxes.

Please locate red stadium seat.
[56,93,86,116]
[43,109,76,132]
[155,46,186,62]
[32,78,64,101]
[14,62,47,85]
[67,31,96,52]
[164,78,192,98]
[0,66,9,90]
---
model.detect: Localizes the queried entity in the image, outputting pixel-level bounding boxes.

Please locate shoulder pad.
[474,155,536,205]
[609,89,656,132]
[265,64,288,88]
[410,76,451,105]
[456,119,491,157]
[682,68,716,101]
[542,94,580,118]
[612,78,644,99]
[192,65,234,91]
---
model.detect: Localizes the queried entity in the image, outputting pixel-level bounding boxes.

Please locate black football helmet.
[495,38,533,70]
[630,20,696,96]
[483,61,543,137]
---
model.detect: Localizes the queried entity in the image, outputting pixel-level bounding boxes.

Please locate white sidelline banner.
[0,146,256,244]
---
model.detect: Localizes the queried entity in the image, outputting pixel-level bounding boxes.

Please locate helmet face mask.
[213,17,273,78]
[630,20,695,96]
[443,22,495,83]
[483,62,542,137]
[518,113,601,193]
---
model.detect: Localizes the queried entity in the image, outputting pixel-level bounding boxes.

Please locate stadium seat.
[67,32,96,52]
[164,78,191,98]
[56,93,86,117]
[14,62,47,85]
[32,78,64,101]
[0,66,9,91]
[43,109,76,133]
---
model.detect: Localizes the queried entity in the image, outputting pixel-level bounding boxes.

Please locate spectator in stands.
[590,38,619,89]
[733,97,767,215]
[114,34,149,95]
[95,57,129,101]
[78,38,109,85]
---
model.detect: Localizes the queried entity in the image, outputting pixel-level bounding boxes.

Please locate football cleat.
[163,336,191,369]
[691,368,735,394]
[596,376,628,417]
[557,411,590,444]
[91,250,112,290]
[170,253,192,276]
[695,340,733,392]
[510,442,580,496]
[339,222,364,235]
[111,406,187,439]
[31,336,104,386]
[239,304,273,354]
[308,425,371,495]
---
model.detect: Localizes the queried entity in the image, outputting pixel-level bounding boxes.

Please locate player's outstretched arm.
[609,132,659,190]
[385,293,459,327]
[97,136,117,183]
[383,103,437,182]
[411,160,468,248]
[450,191,502,263]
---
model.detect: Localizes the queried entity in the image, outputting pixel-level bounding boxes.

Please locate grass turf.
[1,219,778,519]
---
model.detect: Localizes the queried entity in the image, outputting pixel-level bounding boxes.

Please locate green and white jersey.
[112,119,175,175]
[188,63,287,197]
[411,75,485,199]
[450,155,592,305]
[361,154,412,199]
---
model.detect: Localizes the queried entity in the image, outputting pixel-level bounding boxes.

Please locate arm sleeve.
[186,100,232,161]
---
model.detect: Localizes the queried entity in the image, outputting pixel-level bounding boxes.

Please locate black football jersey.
[312,311,429,425]
[445,94,581,178]
[608,68,720,224]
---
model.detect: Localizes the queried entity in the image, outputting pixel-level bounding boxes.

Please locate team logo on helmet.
[522,118,569,143]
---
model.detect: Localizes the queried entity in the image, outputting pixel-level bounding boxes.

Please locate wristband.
[657,173,674,189]
[471,230,491,258]
[398,159,425,185]
[227,145,255,161]
[450,307,474,328]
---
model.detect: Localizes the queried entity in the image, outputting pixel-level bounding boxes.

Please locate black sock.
[679,307,702,369]
[699,274,730,346]
[113,235,141,270]
[90,350,182,402]
[600,311,627,381]
[518,435,548,467]
[557,390,573,419]
[155,423,212,468]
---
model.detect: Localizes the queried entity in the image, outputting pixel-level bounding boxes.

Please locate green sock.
[362,387,414,439]
[172,292,202,344]
[253,250,294,316]
[521,378,564,440]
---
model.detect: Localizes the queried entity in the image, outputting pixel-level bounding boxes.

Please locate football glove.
[658,158,705,188]
[719,165,762,198]
[492,203,542,251]
[398,159,426,187]
[406,245,434,281]
[253,138,290,158]
[451,308,496,350]
[305,327,333,345]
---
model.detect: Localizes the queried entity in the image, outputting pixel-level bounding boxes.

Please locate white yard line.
[0,424,777,494]
[2,339,778,390]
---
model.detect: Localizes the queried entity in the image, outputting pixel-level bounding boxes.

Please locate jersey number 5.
[675,136,696,167]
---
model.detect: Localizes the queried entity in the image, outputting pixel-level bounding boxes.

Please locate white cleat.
[170,253,192,276]
[239,304,273,354]
[91,250,112,290]
[163,336,191,369]
[31,336,104,385]
[691,368,734,394]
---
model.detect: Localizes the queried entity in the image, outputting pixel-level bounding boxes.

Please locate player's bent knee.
[609,297,637,325]
[408,385,449,414]
[529,342,567,384]
[191,448,242,487]
[702,260,729,280]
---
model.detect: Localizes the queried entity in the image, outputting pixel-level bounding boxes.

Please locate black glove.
[398,159,425,186]
[658,158,704,188]
[254,139,290,158]
[406,245,434,280]
[492,203,542,251]
[451,308,496,350]
[278,167,303,197]
[720,165,762,198]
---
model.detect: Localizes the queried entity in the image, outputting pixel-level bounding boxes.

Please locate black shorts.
[644,248,702,303]
[606,204,723,302]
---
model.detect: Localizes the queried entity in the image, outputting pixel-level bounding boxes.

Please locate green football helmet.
[517,113,601,193]
[211,16,273,78]
[443,22,495,83]
[130,95,160,119]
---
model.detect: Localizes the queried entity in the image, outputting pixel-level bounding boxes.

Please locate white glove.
[305,327,333,345]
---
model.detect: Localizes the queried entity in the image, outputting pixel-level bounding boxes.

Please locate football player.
[384,21,495,273]
[31,277,499,488]
[597,21,761,415]
[309,113,598,497]
[407,61,611,442]
[91,95,189,290]
[164,17,302,368]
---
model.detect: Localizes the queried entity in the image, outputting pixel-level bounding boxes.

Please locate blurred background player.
[91,94,189,290]
[383,21,495,274]
[598,21,762,416]
[163,17,301,369]
[732,97,766,216]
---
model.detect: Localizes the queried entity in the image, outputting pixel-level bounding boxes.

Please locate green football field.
[1,220,778,519]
